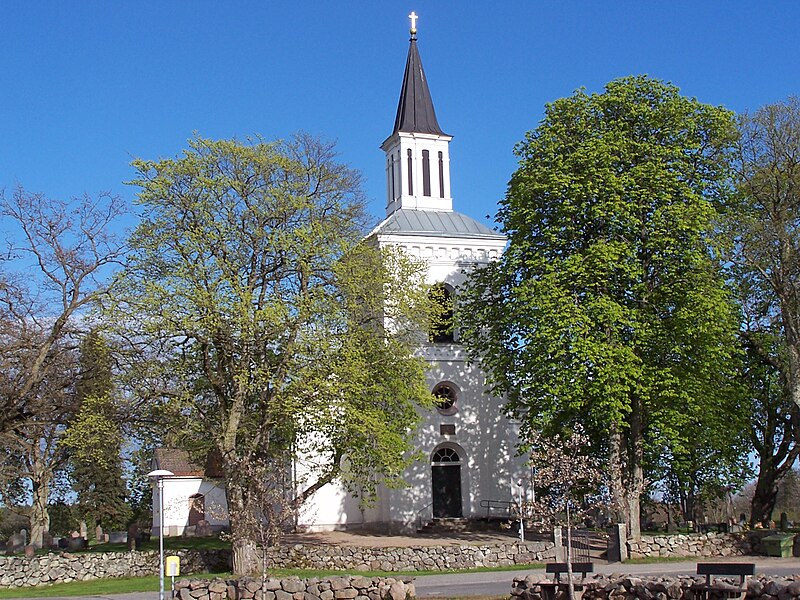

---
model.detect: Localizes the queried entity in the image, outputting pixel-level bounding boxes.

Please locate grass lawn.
[0,563,543,598]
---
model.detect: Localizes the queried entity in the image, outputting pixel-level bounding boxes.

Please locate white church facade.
[152,16,527,536]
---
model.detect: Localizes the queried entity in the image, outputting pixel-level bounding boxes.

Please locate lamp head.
[147,469,175,478]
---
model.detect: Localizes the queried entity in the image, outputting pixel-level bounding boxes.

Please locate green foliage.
[61,331,131,531]
[725,97,800,524]
[110,134,433,574]
[459,75,743,536]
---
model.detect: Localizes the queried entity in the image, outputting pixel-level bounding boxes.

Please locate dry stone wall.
[0,541,554,589]
[627,532,762,559]
[267,540,557,571]
[0,549,229,589]
[173,576,415,600]
[511,574,800,600]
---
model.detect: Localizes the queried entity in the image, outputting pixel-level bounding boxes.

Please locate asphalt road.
[414,557,800,597]
[3,558,800,600]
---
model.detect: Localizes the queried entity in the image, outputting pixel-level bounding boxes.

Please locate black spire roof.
[392,35,447,136]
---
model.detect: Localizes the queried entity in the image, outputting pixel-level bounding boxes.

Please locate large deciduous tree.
[726,97,800,523]
[0,188,126,546]
[112,135,432,575]
[459,76,742,540]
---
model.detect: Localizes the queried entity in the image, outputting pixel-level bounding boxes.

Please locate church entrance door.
[431,447,463,518]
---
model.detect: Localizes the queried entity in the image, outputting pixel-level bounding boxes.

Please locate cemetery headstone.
[95,525,104,542]
[67,536,85,551]
[196,519,213,537]
[24,544,35,558]
[80,520,88,539]
[780,512,789,531]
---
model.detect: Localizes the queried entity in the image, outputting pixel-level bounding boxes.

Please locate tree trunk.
[232,537,260,576]
[607,425,627,523]
[226,480,260,576]
[609,419,644,541]
[566,504,576,600]
[29,448,52,549]
[750,462,779,527]
[30,478,50,549]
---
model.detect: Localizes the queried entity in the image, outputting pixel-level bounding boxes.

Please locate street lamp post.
[147,469,174,600]
[518,479,525,543]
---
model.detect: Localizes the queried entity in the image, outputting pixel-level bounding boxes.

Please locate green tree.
[731,97,800,412]
[111,135,432,575]
[61,331,132,533]
[740,335,799,526]
[459,76,742,540]
[726,97,800,524]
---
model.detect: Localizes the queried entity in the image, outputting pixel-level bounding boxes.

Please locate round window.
[433,382,458,413]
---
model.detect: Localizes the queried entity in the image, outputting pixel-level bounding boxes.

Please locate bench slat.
[546,562,594,574]
[696,563,755,577]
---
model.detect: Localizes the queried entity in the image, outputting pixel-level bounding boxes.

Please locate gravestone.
[24,544,35,558]
[20,528,27,546]
[95,525,104,542]
[196,519,213,537]
[6,532,24,553]
[42,531,54,549]
[67,536,85,550]
[780,512,789,531]
[108,531,128,544]
[80,520,88,539]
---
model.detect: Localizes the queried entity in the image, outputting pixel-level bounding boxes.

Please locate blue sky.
[2,2,799,232]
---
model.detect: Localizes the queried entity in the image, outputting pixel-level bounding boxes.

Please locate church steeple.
[382,12,453,216]
[392,14,447,137]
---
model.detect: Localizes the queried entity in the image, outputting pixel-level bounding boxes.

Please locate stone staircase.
[416,517,487,534]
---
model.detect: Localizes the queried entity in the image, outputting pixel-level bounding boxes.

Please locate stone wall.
[0,549,229,589]
[266,540,558,571]
[511,574,800,600]
[173,576,415,600]
[626,532,782,559]
[0,541,555,589]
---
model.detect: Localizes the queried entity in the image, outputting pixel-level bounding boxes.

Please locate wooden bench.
[691,563,755,600]
[539,562,594,600]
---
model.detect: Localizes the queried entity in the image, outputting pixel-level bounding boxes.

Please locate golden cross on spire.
[409,11,418,36]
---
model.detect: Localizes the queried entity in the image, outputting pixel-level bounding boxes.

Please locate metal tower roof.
[391,35,448,136]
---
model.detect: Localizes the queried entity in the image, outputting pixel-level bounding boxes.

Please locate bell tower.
[381,12,453,216]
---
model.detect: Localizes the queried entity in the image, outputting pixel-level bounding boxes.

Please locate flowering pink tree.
[527,426,608,600]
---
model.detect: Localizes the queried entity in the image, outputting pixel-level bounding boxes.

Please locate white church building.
[152,16,527,536]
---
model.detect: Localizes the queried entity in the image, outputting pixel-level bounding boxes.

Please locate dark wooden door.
[432,465,462,517]
[188,494,205,526]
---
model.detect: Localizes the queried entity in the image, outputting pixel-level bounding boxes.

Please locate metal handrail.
[479,499,514,518]
[415,501,434,531]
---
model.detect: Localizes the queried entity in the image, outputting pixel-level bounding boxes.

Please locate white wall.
[152,477,228,536]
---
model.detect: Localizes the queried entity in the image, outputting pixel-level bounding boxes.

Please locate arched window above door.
[431,446,461,464]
